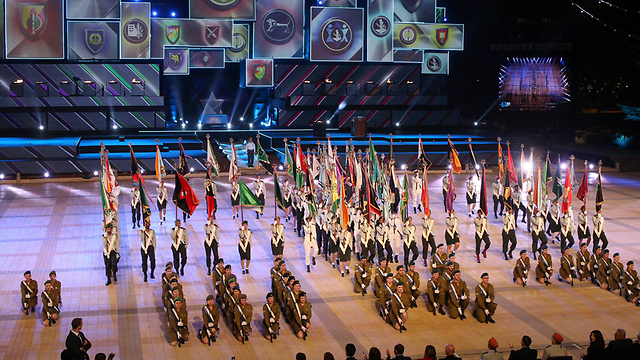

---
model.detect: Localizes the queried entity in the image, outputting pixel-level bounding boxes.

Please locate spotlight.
[197,123,202,129]
[278,165,284,171]
[448,164,452,169]
[0,174,4,179]
[140,168,145,174]
[180,117,183,121]
[589,164,594,170]
[561,163,567,170]
[93,171,99,176]
[326,120,330,124]
[44,172,50,178]
[240,117,244,121]
[152,11,157,16]
[227,123,232,129]
[181,123,186,128]
[443,17,448,22]
[401,164,407,170]
[190,167,195,173]
[474,122,478,126]
[475,164,480,170]
[395,122,400,127]
[39,125,44,130]
[338,101,347,110]
[171,11,176,17]
[249,123,253,128]
[112,124,117,129]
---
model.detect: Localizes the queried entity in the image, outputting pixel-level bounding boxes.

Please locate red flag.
[205,172,217,218]
[479,164,488,215]
[172,173,200,215]
[506,143,518,184]
[561,166,572,212]
[421,166,429,214]
[447,137,462,174]
[576,163,589,202]
[445,168,456,212]
[130,145,144,185]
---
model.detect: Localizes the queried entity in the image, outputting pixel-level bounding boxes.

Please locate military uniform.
[20,275,38,313]
[406,268,420,306]
[41,287,60,324]
[536,252,553,284]
[204,221,220,273]
[622,263,638,303]
[592,212,608,252]
[376,221,392,263]
[402,221,419,267]
[474,214,491,258]
[448,279,470,319]
[575,247,591,281]
[170,225,189,275]
[431,249,448,275]
[238,227,252,262]
[376,281,396,320]
[421,215,436,262]
[426,275,445,315]
[513,256,531,285]
[140,227,157,281]
[360,222,375,263]
[271,222,285,257]
[531,213,548,258]
[374,264,391,296]
[475,281,497,323]
[130,187,141,228]
[168,303,189,344]
[559,253,576,284]
[201,303,220,341]
[597,255,612,287]
[444,214,460,248]
[102,230,120,284]
[354,260,372,294]
[263,301,281,338]
[560,214,575,250]
[501,212,517,259]
[577,209,591,243]
[389,290,411,329]
[608,259,624,292]
[292,299,312,336]
[212,263,225,301]
[589,251,602,284]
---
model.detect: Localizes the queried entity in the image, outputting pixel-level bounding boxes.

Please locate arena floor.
[1,171,639,360]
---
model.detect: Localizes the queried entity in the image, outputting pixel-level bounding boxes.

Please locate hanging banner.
[422,52,449,74]
[120,2,150,59]
[5,0,64,59]
[242,59,274,87]
[309,6,364,62]
[68,21,119,60]
[164,48,189,75]
[367,0,393,62]
[394,0,436,23]
[190,0,255,20]
[393,23,464,51]
[226,24,249,62]
[253,0,304,59]
[151,19,233,58]
[189,48,225,68]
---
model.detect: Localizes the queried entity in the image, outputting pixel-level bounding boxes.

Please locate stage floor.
[1,172,639,360]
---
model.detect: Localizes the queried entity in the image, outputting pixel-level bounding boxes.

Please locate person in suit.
[508,335,537,360]
[439,344,462,360]
[604,328,633,359]
[385,343,411,360]
[580,330,605,360]
[65,318,91,360]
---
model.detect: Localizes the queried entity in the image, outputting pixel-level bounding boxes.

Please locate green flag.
[100,174,111,220]
[285,142,294,178]
[274,172,285,210]
[257,140,274,174]
[542,155,550,196]
[369,138,380,185]
[238,178,263,212]
[551,157,563,201]
[139,176,152,225]
[400,170,409,222]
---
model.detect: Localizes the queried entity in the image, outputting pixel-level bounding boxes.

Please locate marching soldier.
[575,243,591,282]
[238,221,252,274]
[426,271,446,316]
[360,219,376,263]
[577,205,591,246]
[512,184,525,227]
[376,217,393,263]
[448,270,470,321]
[513,250,531,287]
[547,199,560,242]
[622,261,639,306]
[432,244,448,275]
[303,216,318,273]
[254,174,266,218]
[131,183,141,229]
[200,295,220,344]
[442,172,450,212]
[592,206,608,252]
[212,259,225,302]
[102,223,120,285]
[374,259,391,296]
[389,283,411,331]
[474,209,491,263]
[406,261,420,308]
[597,249,612,290]
[263,292,280,342]
[338,225,353,277]
[558,247,576,286]
[140,219,157,282]
[206,175,218,220]
[354,255,372,295]
[608,252,624,295]
[170,220,189,276]
[531,209,548,260]
[402,217,419,267]
[445,209,460,254]
[502,208,517,260]
[204,217,220,275]
[157,180,167,224]
[388,212,403,263]
[536,245,553,285]
[292,292,312,340]
[231,179,240,219]
[412,170,423,213]
[525,190,534,232]
[49,271,62,304]
[560,209,575,250]
[168,297,189,347]
[421,209,436,266]
[283,178,292,221]
[466,175,477,217]
[20,271,38,315]
[590,246,603,285]
[271,217,285,261]
[329,217,340,267]
[492,176,503,218]
[474,273,497,324]
[41,280,60,327]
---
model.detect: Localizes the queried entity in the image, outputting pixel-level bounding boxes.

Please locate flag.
[418,135,432,170]
[155,142,166,182]
[363,172,380,223]
[503,163,512,211]
[447,136,462,174]
[506,143,518,184]
[285,141,295,178]
[561,165,572,213]
[238,178,263,212]
[340,178,349,230]
[311,154,321,180]
[595,166,604,211]
[103,152,118,192]
[389,166,400,213]
[534,163,542,207]
[100,174,111,221]
[445,168,456,212]
[541,154,551,196]
[331,170,339,215]
[178,140,187,176]
[256,140,274,174]
[479,164,488,215]
[206,138,220,177]
[274,171,285,210]
[400,170,409,222]
[519,145,526,188]
[468,139,479,177]
[229,142,238,182]
[295,142,307,188]
[551,157,563,201]
[205,172,217,218]
[369,137,381,184]
[139,174,152,224]
[421,166,429,215]
[172,173,200,216]
[576,163,589,202]
[130,145,143,185]
[498,140,504,179]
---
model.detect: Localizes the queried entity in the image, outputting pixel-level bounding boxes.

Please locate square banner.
[242,58,273,87]
[321,0,356,6]
[5,0,64,59]
[226,24,249,62]
[151,19,233,58]
[367,0,393,62]
[393,0,436,23]
[67,0,119,19]
[310,7,363,62]
[393,49,423,63]
[68,21,119,60]
[189,48,225,68]
[253,0,304,59]
[422,51,449,74]
[190,0,255,20]
[120,2,150,59]
[164,48,189,75]
[393,23,463,51]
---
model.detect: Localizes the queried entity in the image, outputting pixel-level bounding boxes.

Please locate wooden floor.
[1,172,639,360]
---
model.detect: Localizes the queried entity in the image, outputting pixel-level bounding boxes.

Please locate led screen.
[68,21,119,60]
[310,7,363,62]
[151,19,233,58]
[120,2,150,59]
[190,0,255,20]
[5,0,64,59]
[253,0,304,59]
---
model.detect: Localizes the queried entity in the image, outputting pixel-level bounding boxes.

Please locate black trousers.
[131,204,140,224]
[247,149,255,167]
[526,209,533,232]
[403,242,419,267]
[377,242,393,263]
[316,225,323,251]
[475,233,491,255]
[141,246,156,274]
[172,244,187,269]
[593,232,609,252]
[296,211,304,235]
[561,233,575,250]
[422,234,436,259]
[501,230,517,253]
[442,189,448,210]
[322,231,330,256]
[362,241,376,263]
[493,195,504,217]
[532,232,548,254]
[104,251,118,278]
[205,242,219,270]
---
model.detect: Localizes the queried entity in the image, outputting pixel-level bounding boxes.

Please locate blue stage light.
[171,12,176,17]
[443,17,448,22]
[152,11,157,16]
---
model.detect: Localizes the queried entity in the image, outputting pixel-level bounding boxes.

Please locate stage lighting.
[35,81,49,97]
[475,164,480,170]
[338,101,347,110]
[249,123,253,128]
[171,11,176,17]
[395,122,400,127]
[278,165,284,171]
[474,122,478,126]
[181,123,186,128]
[561,163,567,170]
[448,164,452,169]
[180,117,183,121]
[197,123,202,129]
[140,168,145,174]
[152,11,157,16]
[0,174,4,179]
[10,79,24,97]
[93,171,99,176]
[190,167,195,173]
[113,124,118,129]
[444,17,448,22]
[44,172,50,178]
[401,164,407,170]
[240,117,244,121]
[227,123,232,129]
[39,125,44,130]
[589,164,594,170]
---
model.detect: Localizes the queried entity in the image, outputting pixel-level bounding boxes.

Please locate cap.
[489,337,499,349]
[228,277,237,284]
[232,285,240,292]
[44,280,52,285]
[174,297,183,302]
[613,252,620,258]
[448,252,456,258]
[408,260,415,267]
[481,272,489,278]
[216,258,224,265]
[360,255,367,261]
[594,245,601,251]
[24,270,31,276]
[170,278,178,284]
[396,265,405,271]
[553,333,564,343]
[453,270,461,275]
[240,294,247,300]
[166,262,173,269]
[580,243,587,248]
[49,270,56,276]
[278,260,285,268]
[386,273,394,279]
[206,295,215,301]
[446,261,454,266]
[274,257,282,262]
[437,243,444,248]
[520,249,527,255]
[396,281,405,287]
[627,261,634,266]
[292,280,300,286]
[266,292,274,299]
[299,291,307,298]
[224,264,232,270]
[603,249,610,254]
[105,222,113,228]
[541,245,549,250]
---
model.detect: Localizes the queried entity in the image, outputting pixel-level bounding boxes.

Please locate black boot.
[143,272,148,282]
[307,265,310,273]
[150,271,155,279]
[487,315,495,323]
[207,268,211,276]
[312,257,316,265]
[106,277,111,286]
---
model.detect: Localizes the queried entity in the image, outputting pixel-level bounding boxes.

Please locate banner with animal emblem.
[120,2,150,59]
[164,48,189,75]
[394,0,436,23]
[367,0,393,62]
[151,19,233,58]
[226,24,249,62]
[310,7,364,62]
[422,52,449,74]
[67,0,119,19]
[253,0,304,59]
[242,59,273,87]
[393,23,464,51]
[68,21,119,60]
[5,0,64,59]
[190,0,255,20]
[189,48,225,68]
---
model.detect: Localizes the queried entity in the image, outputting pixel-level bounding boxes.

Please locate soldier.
[406,261,420,308]
[466,175,477,217]
[360,219,376,263]
[536,245,553,285]
[199,295,220,344]
[254,174,266,218]
[293,292,312,340]
[165,282,186,312]
[205,175,217,220]
[577,205,591,246]
[389,283,411,331]
[374,258,391,296]
[402,217,419,267]
[512,184,526,227]
[421,209,436,266]
[286,280,302,324]
[354,255,372,295]
[376,217,393,263]
[426,271,446,316]
[130,183,141,229]
[608,252,624,295]
[102,223,120,285]
[303,216,318,273]
[592,206,608,252]
[212,259,225,302]
[597,249,612,290]
[226,285,242,325]
[49,271,62,304]
[492,176,503,219]
[231,179,240,219]
[168,297,189,347]
[161,263,176,293]
[431,244,448,275]
[329,217,340,267]
[376,274,396,322]
[525,190,534,232]
[475,273,497,324]
[531,209,548,260]
[41,280,60,327]
[559,209,575,250]
[447,253,461,273]
[622,261,639,306]
[238,221,252,274]
[20,271,38,315]
[513,250,531,287]
[338,225,353,277]
[412,170,423,213]
[474,209,491,263]
[283,178,292,221]
[217,264,234,303]
[316,204,327,256]
[170,219,188,276]
[501,208,517,260]
[445,209,460,254]
[388,212,403,263]
[590,246,603,286]
[547,199,560,242]
[558,247,576,286]
[442,172,450,212]
[157,180,167,224]
[204,217,220,275]
[271,217,285,262]
[448,270,470,320]
[575,243,591,282]
[140,219,157,282]
[263,292,280,342]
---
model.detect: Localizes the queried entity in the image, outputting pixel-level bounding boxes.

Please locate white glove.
[457,307,462,314]
[241,321,247,326]
[269,318,275,323]
[434,289,440,294]
[629,281,634,285]
[215,281,220,286]
[432,263,436,268]
[177,321,183,327]
[48,302,53,307]
[361,284,366,289]
[580,262,586,266]
[484,309,490,316]
[384,309,389,315]
[208,323,214,328]
[411,296,415,301]
[579,270,584,274]
[461,295,467,300]
[486,298,491,303]
[25,294,30,299]
[433,302,438,308]
[302,315,307,320]
[399,309,405,314]
[301,326,307,332]
[629,290,633,295]
[362,273,367,278]
[411,286,416,291]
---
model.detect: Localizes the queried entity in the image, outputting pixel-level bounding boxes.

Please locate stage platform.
[1,172,639,360]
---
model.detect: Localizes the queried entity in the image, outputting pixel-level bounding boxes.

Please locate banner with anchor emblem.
[393,23,463,51]
[6,0,64,59]
[68,21,119,60]
[310,6,363,62]
[394,0,436,23]
[151,19,232,58]
[366,0,393,62]
[422,52,449,75]
[253,0,304,59]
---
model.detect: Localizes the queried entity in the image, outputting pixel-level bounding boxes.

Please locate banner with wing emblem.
[163,48,189,75]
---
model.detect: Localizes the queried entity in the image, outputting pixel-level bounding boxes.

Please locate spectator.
[364,347,383,360]
[246,137,256,167]
[418,345,437,360]
[508,335,537,360]
[65,318,91,360]
[581,330,605,360]
[604,328,633,359]
[296,353,307,360]
[386,344,411,360]
[346,343,357,360]
[541,333,567,360]
[633,330,640,355]
[324,353,336,360]
[480,337,502,360]
[440,344,462,360]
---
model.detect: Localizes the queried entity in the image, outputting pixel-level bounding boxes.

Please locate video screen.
[310,7,364,62]
[68,22,119,60]
[67,0,119,19]
[253,0,304,59]
[5,0,64,59]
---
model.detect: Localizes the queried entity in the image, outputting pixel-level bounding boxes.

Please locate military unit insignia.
[169,51,183,70]
[261,9,295,45]
[166,25,180,45]
[371,16,390,38]
[399,26,417,45]
[85,29,105,54]
[425,55,442,72]
[205,25,219,45]
[205,0,241,11]
[253,63,266,80]
[19,4,47,41]
[123,19,147,44]
[230,31,247,53]
[436,28,449,46]
[321,18,352,53]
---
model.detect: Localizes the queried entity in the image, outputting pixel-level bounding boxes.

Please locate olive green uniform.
[426,276,445,313]
[292,301,312,335]
[623,268,638,300]
[513,257,531,283]
[597,257,612,286]
[354,262,372,293]
[448,280,470,319]
[41,289,60,321]
[389,292,411,327]
[406,270,421,301]
[374,265,391,296]
[263,302,280,335]
[535,253,553,281]
[608,261,624,291]
[168,307,189,343]
[575,249,590,281]
[201,304,220,339]
[559,254,575,280]
[233,303,253,338]
[20,279,38,311]
[474,283,497,323]
[431,252,447,275]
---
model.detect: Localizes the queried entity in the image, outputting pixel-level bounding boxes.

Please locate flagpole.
[583,160,588,205]
[497,137,503,179]
[389,133,394,160]
[256,134,261,172]
[274,170,278,218]
[520,143,525,187]
[468,137,479,178]
[284,138,289,180]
